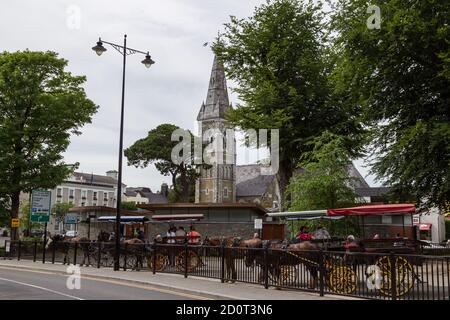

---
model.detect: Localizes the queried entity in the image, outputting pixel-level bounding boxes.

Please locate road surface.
[0,266,207,300]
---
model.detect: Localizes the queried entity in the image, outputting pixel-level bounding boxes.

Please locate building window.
[206,188,209,195]
[69,189,74,199]
[224,187,229,198]
[57,188,62,198]
[81,190,87,200]
[93,192,97,200]
[103,192,108,201]
[81,202,85,207]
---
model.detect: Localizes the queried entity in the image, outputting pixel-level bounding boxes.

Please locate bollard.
[390,253,397,301]
[73,242,78,266]
[33,241,37,262]
[319,250,325,297]
[263,246,269,289]
[184,243,188,278]
[220,242,225,283]
[52,241,56,264]
[152,243,157,274]
[18,241,22,261]
[97,242,101,269]
[123,243,128,271]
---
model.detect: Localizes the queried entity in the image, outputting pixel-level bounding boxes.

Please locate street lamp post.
[92,35,154,271]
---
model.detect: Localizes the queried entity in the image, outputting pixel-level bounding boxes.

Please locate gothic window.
[224,187,229,198]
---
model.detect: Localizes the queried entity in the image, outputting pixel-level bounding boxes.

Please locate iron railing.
[2,240,449,300]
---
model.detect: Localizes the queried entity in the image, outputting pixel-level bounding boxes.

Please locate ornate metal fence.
[3,240,449,300]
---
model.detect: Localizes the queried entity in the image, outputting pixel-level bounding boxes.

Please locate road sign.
[65,214,78,224]
[30,189,51,223]
[254,218,263,229]
[11,218,20,228]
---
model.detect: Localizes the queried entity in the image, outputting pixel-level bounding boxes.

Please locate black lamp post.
[92,35,154,271]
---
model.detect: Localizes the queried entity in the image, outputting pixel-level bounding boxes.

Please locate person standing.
[167,226,176,266]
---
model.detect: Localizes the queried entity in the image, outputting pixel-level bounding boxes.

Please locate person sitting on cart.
[175,226,186,244]
[344,235,362,252]
[137,230,145,242]
[296,226,313,241]
[187,226,201,245]
[154,234,163,244]
[313,225,331,240]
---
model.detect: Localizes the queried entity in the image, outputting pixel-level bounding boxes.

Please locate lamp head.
[142,52,155,68]
[92,38,107,56]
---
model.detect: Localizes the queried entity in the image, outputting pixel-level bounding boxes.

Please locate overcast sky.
[0,0,380,192]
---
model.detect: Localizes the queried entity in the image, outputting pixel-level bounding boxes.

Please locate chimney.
[106,170,118,180]
[161,183,169,198]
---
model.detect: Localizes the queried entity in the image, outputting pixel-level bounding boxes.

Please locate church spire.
[197,55,231,121]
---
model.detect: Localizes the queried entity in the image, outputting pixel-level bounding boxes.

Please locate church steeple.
[195,55,236,204]
[197,55,231,121]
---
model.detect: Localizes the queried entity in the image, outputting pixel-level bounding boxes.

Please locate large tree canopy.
[287,131,358,211]
[332,0,450,210]
[213,0,365,208]
[125,124,198,203]
[0,51,98,239]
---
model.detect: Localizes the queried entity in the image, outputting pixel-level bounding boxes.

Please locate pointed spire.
[197,55,231,121]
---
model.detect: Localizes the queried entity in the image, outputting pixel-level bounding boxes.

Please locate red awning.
[419,223,432,231]
[327,204,416,216]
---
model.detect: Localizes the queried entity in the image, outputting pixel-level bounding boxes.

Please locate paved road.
[0,266,207,300]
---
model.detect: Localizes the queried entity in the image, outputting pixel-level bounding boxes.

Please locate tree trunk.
[10,191,20,241]
[276,160,294,211]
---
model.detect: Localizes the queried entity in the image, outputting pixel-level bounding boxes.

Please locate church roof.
[236,174,276,197]
[197,55,232,121]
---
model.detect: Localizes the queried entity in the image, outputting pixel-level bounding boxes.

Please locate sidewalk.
[0,259,357,300]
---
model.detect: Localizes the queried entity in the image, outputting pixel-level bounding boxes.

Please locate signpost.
[254,219,263,230]
[31,190,51,223]
[11,218,20,228]
[254,218,263,239]
[30,189,51,263]
[65,214,78,225]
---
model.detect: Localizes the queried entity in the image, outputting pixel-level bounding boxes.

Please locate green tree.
[125,124,199,203]
[331,0,450,210]
[20,202,41,232]
[51,202,74,231]
[168,176,196,203]
[0,51,98,240]
[213,0,365,208]
[120,201,138,211]
[287,131,358,211]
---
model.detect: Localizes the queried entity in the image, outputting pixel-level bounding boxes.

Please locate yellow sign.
[11,218,20,228]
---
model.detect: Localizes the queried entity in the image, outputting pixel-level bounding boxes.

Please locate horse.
[47,234,92,266]
[202,236,242,283]
[242,238,321,289]
[96,231,147,270]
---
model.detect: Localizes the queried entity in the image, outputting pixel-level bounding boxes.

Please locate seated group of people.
[154,225,202,245]
[294,225,331,242]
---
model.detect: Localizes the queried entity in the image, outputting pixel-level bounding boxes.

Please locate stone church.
[194,55,385,210]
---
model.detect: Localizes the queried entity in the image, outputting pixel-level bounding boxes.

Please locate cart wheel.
[278,265,298,286]
[148,253,169,272]
[101,251,115,267]
[120,254,137,269]
[176,250,200,272]
[375,256,414,298]
[328,265,357,295]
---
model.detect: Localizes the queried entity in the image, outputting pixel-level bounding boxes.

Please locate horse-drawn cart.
[267,204,427,298]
